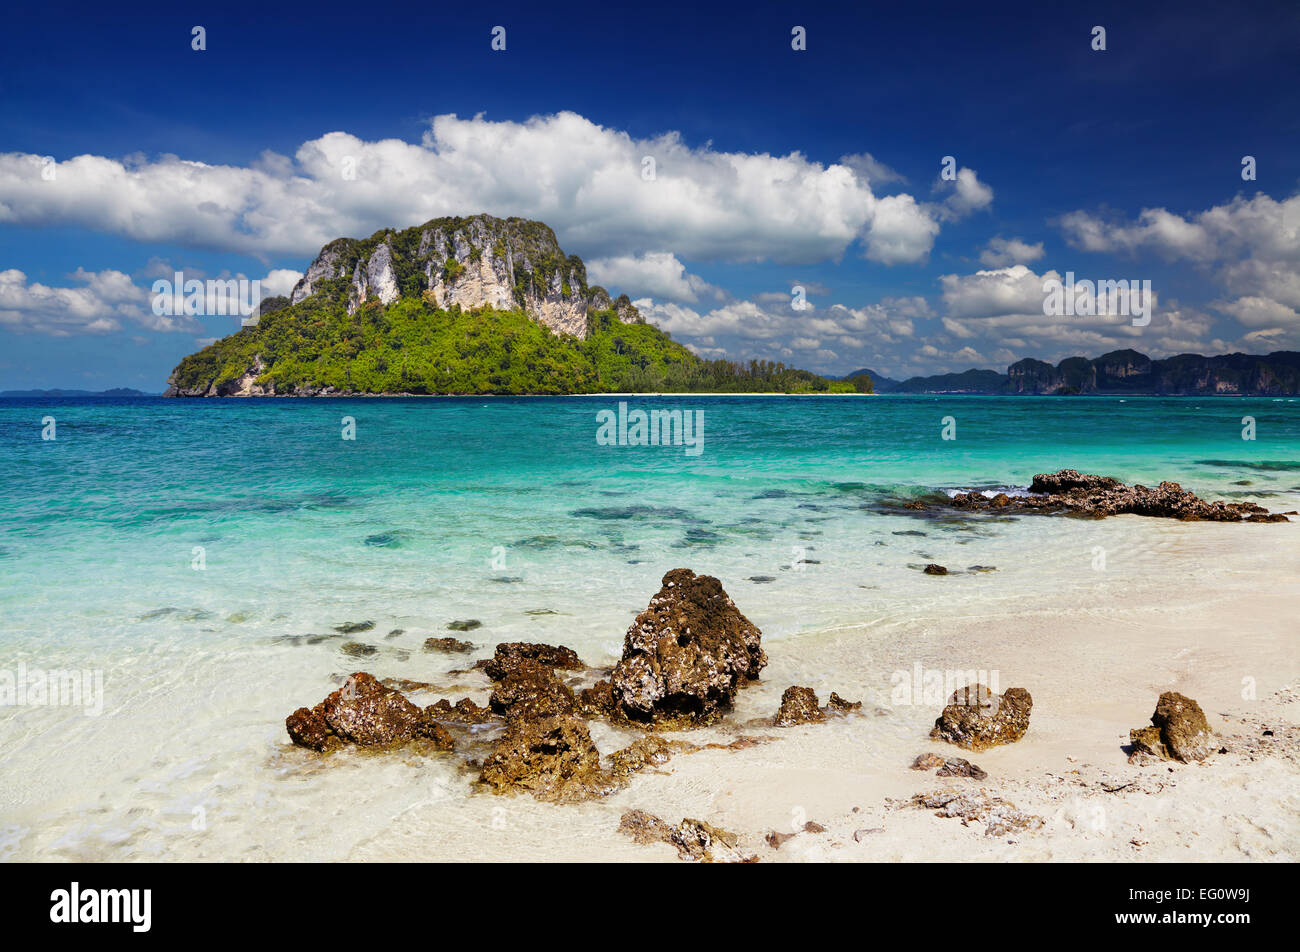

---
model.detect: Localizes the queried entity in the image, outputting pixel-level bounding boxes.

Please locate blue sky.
[2,0,1298,389]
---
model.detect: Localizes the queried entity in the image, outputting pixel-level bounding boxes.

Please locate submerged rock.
[1129,692,1214,763]
[922,563,949,576]
[285,672,454,752]
[605,735,687,780]
[423,636,475,654]
[949,468,1287,522]
[479,714,615,802]
[447,619,482,632]
[334,620,375,634]
[610,568,767,727]
[930,684,1033,750]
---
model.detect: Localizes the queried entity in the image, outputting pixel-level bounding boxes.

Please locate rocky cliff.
[285,214,641,339]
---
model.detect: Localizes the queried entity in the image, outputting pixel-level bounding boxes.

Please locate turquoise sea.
[1,394,1298,859]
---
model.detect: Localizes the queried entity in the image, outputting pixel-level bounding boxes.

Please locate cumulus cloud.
[0,266,300,337]
[979,236,1045,267]
[1058,192,1300,338]
[586,252,723,304]
[0,268,141,336]
[0,112,977,268]
[934,167,994,221]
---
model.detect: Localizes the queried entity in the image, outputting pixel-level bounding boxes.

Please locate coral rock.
[930,684,1032,750]
[610,569,767,726]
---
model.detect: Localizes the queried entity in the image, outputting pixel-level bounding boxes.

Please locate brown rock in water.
[930,684,1032,750]
[285,672,454,751]
[606,735,686,780]
[576,678,615,717]
[610,568,767,727]
[774,686,825,726]
[425,697,497,725]
[488,661,575,720]
[922,563,948,575]
[949,468,1287,522]
[286,706,340,752]
[479,714,614,801]
[828,692,862,712]
[618,809,751,862]
[477,642,584,681]
[1151,692,1214,762]
[910,752,947,771]
[423,636,475,654]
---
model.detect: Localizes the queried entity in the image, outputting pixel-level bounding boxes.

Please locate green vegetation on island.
[169,294,867,396]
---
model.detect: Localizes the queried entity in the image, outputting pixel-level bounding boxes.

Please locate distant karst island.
[165,215,866,397]
[845,349,1300,396]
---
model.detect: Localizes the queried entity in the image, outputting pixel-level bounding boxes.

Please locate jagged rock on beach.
[605,735,691,780]
[911,752,947,771]
[576,678,615,717]
[930,684,1033,750]
[1129,691,1214,763]
[936,757,988,780]
[477,642,584,681]
[774,686,825,726]
[911,790,1043,838]
[949,468,1287,522]
[618,809,753,862]
[425,697,498,725]
[922,563,949,575]
[488,660,576,720]
[479,714,615,802]
[610,568,767,727]
[285,672,454,752]
[773,686,862,726]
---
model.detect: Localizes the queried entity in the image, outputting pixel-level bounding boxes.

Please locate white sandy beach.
[334,519,1299,864]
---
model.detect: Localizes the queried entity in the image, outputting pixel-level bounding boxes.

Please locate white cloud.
[586,252,722,304]
[979,236,1045,267]
[0,112,973,268]
[0,268,138,336]
[0,266,301,337]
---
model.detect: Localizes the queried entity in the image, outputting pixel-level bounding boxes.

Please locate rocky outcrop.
[479,714,615,802]
[773,686,862,726]
[289,214,608,337]
[949,469,1288,522]
[774,686,824,726]
[930,684,1033,750]
[477,642,584,681]
[610,569,767,727]
[285,672,454,751]
[1130,692,1214,763]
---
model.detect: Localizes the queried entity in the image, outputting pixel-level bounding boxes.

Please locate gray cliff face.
[287,213,637,339]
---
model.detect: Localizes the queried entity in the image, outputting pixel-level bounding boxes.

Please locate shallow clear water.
[1,394,1297,859]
